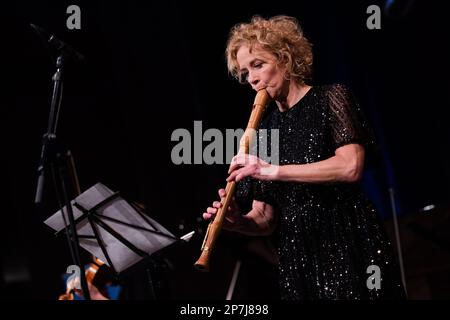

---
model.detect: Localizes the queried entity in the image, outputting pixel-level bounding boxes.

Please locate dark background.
[1,0,450,299]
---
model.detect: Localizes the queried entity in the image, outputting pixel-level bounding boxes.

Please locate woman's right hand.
[202,188,241,230]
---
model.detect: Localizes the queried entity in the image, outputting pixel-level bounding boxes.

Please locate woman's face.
[236,45,288,100]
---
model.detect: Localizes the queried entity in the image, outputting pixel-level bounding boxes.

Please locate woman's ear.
[279,64,291,81]
[277,54,291,79]
[282,70,291,81]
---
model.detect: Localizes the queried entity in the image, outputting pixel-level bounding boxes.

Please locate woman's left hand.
[227,154,279,182]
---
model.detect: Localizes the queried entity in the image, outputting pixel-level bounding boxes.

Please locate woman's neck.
[276,83,312,112]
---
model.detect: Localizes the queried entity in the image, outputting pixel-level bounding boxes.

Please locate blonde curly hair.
[226,15,313,85]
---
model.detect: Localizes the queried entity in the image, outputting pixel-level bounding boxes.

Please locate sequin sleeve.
[234,177,254,214]
[235,178,276,213]
[327,84,374,150]
[253,180,277,207]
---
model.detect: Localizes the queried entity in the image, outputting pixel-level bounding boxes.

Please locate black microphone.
[30,23,84,62]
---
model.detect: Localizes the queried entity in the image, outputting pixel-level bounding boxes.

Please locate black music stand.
[44,183,188,298]
[31,27,91,298]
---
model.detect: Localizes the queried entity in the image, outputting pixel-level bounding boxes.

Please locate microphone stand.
[34,52,91,300]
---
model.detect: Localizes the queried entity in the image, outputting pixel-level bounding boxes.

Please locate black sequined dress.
[236,84,405,300]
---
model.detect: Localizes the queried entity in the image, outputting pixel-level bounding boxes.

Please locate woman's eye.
[254,62,262,68]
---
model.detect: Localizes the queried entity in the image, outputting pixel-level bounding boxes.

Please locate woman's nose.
[248,73,259,87]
